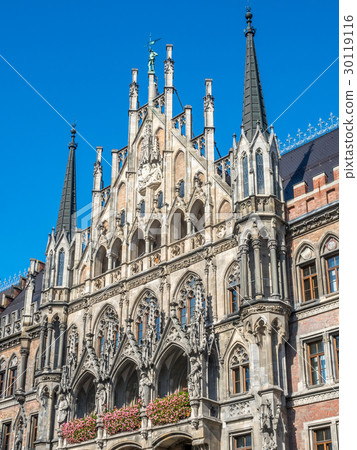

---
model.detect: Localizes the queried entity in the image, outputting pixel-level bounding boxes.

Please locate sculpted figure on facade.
[188,356,202,399]
[96,383,107,416]
[57,393,70,425]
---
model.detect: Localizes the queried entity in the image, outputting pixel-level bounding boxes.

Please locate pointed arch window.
[227,263,240,314]
[94,307,119,357]
[0,359,6,399]
[230,345,250,394]
[48,251,53,288]
[178,275,205,327]
[57,250,65,286]
[271,152,279,197]
[256,151,265,194]
[7,356,18,396]
[242,154,249,198]
[135,293,160,345]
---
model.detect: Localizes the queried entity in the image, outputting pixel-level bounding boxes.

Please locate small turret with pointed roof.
[54,124,77,241]
[242,6,269,142]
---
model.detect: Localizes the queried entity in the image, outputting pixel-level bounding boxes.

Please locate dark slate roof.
[242,10,269,142]
[0,270,44,318]
[280,128,339,201]
[55,127,77,241]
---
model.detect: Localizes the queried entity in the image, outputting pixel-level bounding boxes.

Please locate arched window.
[94,246,108,276]
[321,236,339,294]
[57,250,65,286]
[271,152,279,197]
[227,263,240,314]
[297,246,319,302]
[242,154,249,198]
[256,151,265,194]
[7,355,18,396]
[112,238,122,268]
[178,274,205,327]
[230,345,249,394]
[190,199,205,233]
[130,228,145,259]
[170,209,187,242]
[135,292,160,345]
[0,359,6,399]
[94,306,119,357]
[157,191,164,209]
[47,251,53,288]
[76,376,96,418]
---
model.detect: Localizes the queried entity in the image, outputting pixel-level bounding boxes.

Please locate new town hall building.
[0,9,339,450]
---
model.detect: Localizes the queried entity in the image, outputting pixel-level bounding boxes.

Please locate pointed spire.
[242,7,269,142]
[55,124,77,241]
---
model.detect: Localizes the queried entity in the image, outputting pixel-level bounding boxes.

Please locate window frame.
[301,261,319,303]
[242,154,249,198]
[325,254,339,294]
[256,150,265,195]
[28,414,39,450]
[332,334,339,380]
[307,339,326,386]
[232,431,253,450]
[1,421,12,450]
[0,369,5,399]
[229,345,250,396]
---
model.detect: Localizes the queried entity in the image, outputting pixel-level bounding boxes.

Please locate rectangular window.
[232,365,249,394]
[234,433,252,449]
[8,367,17,396]
[314,427,332,450]
[326,255,339,293]
[230,289,239,313]
[0,372,5,398]
[333,335,339,379]
[29,415,38,449]
[308,340,326,385]
[302,263,319,301]
[2,422,11,450]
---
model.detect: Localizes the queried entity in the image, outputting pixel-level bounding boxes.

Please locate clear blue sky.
[0,0,338,280]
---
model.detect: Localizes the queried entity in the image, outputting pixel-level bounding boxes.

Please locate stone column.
[58,322,67,368]
[19,347,29,392]
[107,251,113,271]
[38,324,46,370]
[145,235,150,254]
[280,244,289,300]
[252,239,262,298]
[45,322,54,369]
[268,240,280,298]
[239,243,249,301]
[46,390,55,442]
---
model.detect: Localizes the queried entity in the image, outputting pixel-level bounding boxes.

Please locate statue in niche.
[14,419,24,450]
[96,383,107,416]
[188,357,202,399]
[57,393,69,425]
[138,122,162,193]
[139,371,151,405]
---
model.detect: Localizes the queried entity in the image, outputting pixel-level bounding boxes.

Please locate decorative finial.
[145,32,161,74]
[244,3,255,36]
[69,122,77,149]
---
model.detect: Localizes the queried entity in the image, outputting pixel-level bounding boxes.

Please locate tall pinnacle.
[55,124,77,241]
[242,7,269,142]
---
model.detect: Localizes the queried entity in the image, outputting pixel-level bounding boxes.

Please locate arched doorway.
[157,347,188,398]
[75,374,96,418]
[154,433,193,449]
[114,361,139,408]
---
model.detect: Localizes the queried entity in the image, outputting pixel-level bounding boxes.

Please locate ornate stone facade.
[0,9,338,450]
